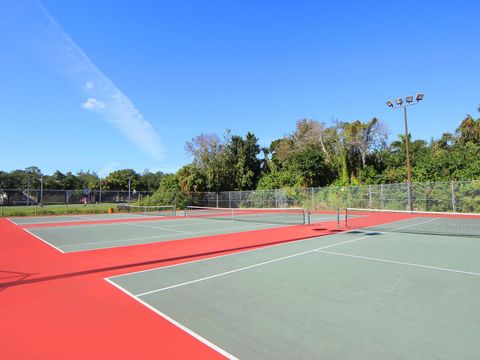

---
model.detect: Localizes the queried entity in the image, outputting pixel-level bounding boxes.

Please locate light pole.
[386,93,424,211]
[26,179,30,206]
[128,177,131,205]
[99,179,102,204]
[39,175,44,207]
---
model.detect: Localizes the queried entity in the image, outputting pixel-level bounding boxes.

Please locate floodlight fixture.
[386,100,394,107]
[415,93,424,101]
[395,97,403,105]
[406,95,414,103]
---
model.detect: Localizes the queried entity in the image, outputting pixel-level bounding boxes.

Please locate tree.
[145,174,186,207]
[455,115,480,145]
[184,131,260,192]
[138,170,164,191]
[76,170,100,190]
[104,169,139,190]
[185,133,229,192]
[176,164,207,193]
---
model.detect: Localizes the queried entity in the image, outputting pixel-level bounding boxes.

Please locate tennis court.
[107,211,480,360]
[18,207,340,253]
[9,212,157,225]
[8,205,177,225]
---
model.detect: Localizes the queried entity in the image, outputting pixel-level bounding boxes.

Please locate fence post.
[347,186,351,208]
[310,188,314,210]
[40,175,44,206]
[451,181,456,212]
[368,185,373,209]
[26,180,30,206]
[380,184,384,209]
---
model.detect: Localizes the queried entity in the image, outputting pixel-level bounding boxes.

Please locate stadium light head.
[386,100,394,107]
[395,97,403,105]
[416,93,424,101]
[406,95,414,103]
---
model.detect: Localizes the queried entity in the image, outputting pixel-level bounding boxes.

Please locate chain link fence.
[2,180,480,215]
[187,180,480,213]
[0,189,152,207]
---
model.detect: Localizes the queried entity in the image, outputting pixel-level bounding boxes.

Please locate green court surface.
[20,213,340,253]
[9,212,151,225]
[108,219,480,360]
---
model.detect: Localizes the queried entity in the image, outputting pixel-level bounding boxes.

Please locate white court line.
[108,230,346,280]
[315,250,480,277]
[135,234,376,297]
[6,218,17,225]
[104,278,238,360]
[23,228,65,253]
[132,217,449,297]
[125,222,193,234]
[350,217,440,233]
[59,222,274,249]
[13,215,134,226]
[24,218,244,230]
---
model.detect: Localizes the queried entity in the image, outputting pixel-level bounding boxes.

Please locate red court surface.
[0,215,349,359]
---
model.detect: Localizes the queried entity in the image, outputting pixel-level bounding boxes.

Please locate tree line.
[2,111,480,201]
[0,167,164,192]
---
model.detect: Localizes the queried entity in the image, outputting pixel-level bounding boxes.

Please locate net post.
[336,208,340,228]
[306,209,310,225]
[344,208,348,228]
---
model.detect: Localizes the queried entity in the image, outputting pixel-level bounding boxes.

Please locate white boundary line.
[21,217,271,230]
[134,234,375,297]
[20,217,177,230]
[348,217,440,233]
[107,230,343,281]
[6,218,17,225]
[315,250,480,276]
[347,207,480,217]
[125,223,193,234]
[23,228,65,253]
[57,222,276,250]
[104,278,238,360]
[11,214,140,226]
[121,218,448,296]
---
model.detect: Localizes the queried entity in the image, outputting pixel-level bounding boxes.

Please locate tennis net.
[123,205,176,217]
[184,206,306,225]
[345,208,480,237]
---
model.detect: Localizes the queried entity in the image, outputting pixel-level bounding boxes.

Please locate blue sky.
[1,0,479,176]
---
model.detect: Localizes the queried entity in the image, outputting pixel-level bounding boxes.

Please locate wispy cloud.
[0,0,164,161]
[81,98,105,110]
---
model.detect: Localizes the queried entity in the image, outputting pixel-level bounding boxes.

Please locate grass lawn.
[1,203,121,217]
